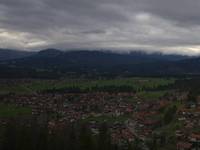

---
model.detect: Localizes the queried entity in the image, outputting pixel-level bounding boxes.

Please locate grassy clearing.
[0,77,175,94]
[0,103,32,117]
[137,91,167,100]
[154,100,184,150]
[0,84,33,94]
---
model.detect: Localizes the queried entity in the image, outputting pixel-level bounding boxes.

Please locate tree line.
[0,118,135,150]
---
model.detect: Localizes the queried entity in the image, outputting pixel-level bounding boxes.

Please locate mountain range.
[0,48,199,78]
[0,49,35,61]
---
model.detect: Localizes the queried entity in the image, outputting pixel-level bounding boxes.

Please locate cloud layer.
[0,0,200,55]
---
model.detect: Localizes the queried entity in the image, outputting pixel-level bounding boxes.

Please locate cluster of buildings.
[176,98,200,150]
[1,91,200,149]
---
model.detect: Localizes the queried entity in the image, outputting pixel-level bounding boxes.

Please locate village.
[0,89,200,150]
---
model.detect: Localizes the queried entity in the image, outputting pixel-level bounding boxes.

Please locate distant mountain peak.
[0,48,35,61]
[37,49,63,57]
[39,48,62,53]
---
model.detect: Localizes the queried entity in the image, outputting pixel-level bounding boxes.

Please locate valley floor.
[0,77,199,150]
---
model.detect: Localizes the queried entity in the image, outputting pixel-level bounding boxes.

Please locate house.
[177,142,192,150]
[189,133,200,149]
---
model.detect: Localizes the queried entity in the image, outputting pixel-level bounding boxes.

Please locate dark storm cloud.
[141,0,200,26]
[0,0,200,55]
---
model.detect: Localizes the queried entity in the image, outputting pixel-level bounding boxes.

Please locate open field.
[0,103,31,117]
[137,90,167,99]
[0,77,175,95]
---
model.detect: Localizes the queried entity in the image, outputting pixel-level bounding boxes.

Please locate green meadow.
[0,77,175,94]
[0,103,32,117]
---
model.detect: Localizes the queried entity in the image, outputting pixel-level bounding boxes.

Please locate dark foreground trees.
[0,118,123,150]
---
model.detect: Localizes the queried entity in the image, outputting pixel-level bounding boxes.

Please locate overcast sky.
[0,0,200,55]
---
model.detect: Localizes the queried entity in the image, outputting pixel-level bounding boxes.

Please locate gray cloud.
[0,0,200,55]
